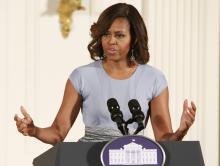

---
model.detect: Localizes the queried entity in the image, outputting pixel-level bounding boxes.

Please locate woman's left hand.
[179,99,197,133]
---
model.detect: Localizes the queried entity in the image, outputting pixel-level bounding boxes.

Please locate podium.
[33,141,204,166]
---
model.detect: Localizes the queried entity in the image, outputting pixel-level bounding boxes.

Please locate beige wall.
[0,0,219,165]
[144,1,220,166]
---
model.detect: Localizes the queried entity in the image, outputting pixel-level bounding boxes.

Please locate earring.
[101,53,106,60]
[130,49,135,61]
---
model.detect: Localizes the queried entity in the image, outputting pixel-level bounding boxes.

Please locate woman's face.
[101,17,131,62]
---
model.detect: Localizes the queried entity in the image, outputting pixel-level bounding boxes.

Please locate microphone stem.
[122,123,129,135]
[118,122,129,135]
[134,123,144,135]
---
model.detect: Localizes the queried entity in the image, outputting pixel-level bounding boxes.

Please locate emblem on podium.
[101,135,165,166]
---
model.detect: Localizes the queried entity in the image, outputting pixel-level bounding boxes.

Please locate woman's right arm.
[14,79,82,145]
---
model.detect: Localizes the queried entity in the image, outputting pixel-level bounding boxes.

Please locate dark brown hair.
[88,3,150,64]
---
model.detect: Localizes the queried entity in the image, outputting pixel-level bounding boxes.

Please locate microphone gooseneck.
[128,99,145,134]
[107,98,128,135]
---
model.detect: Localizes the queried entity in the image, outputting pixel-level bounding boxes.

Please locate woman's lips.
[106,48,117,54]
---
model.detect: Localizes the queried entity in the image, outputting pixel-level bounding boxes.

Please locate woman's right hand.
[14,106,36,137]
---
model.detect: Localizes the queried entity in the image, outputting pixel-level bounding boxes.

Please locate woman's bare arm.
[14,79,82,145]
[150,87,196,141]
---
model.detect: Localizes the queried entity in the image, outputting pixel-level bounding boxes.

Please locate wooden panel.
[143,0,219,165]
[0,1,8,166]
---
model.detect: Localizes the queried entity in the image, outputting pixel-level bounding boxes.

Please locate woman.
[14,3,196,145]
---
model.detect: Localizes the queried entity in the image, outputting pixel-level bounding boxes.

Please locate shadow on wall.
[42,0,60,16]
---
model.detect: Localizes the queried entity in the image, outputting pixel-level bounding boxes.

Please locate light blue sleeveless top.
[69,60,167,132]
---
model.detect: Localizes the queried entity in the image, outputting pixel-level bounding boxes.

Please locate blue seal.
[101,135,166,166]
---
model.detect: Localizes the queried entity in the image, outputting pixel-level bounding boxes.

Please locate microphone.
[107,98,128,135]
[128,99,145,134]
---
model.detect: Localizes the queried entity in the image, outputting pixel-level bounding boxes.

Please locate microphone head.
[128,99,141,113]
[107,98,120,113]
[128,99,144,122]
[107,98,123,123]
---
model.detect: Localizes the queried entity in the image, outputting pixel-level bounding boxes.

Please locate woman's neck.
[102,59,138,80]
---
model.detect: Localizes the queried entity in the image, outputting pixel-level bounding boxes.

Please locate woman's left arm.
[150,87,196,141]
